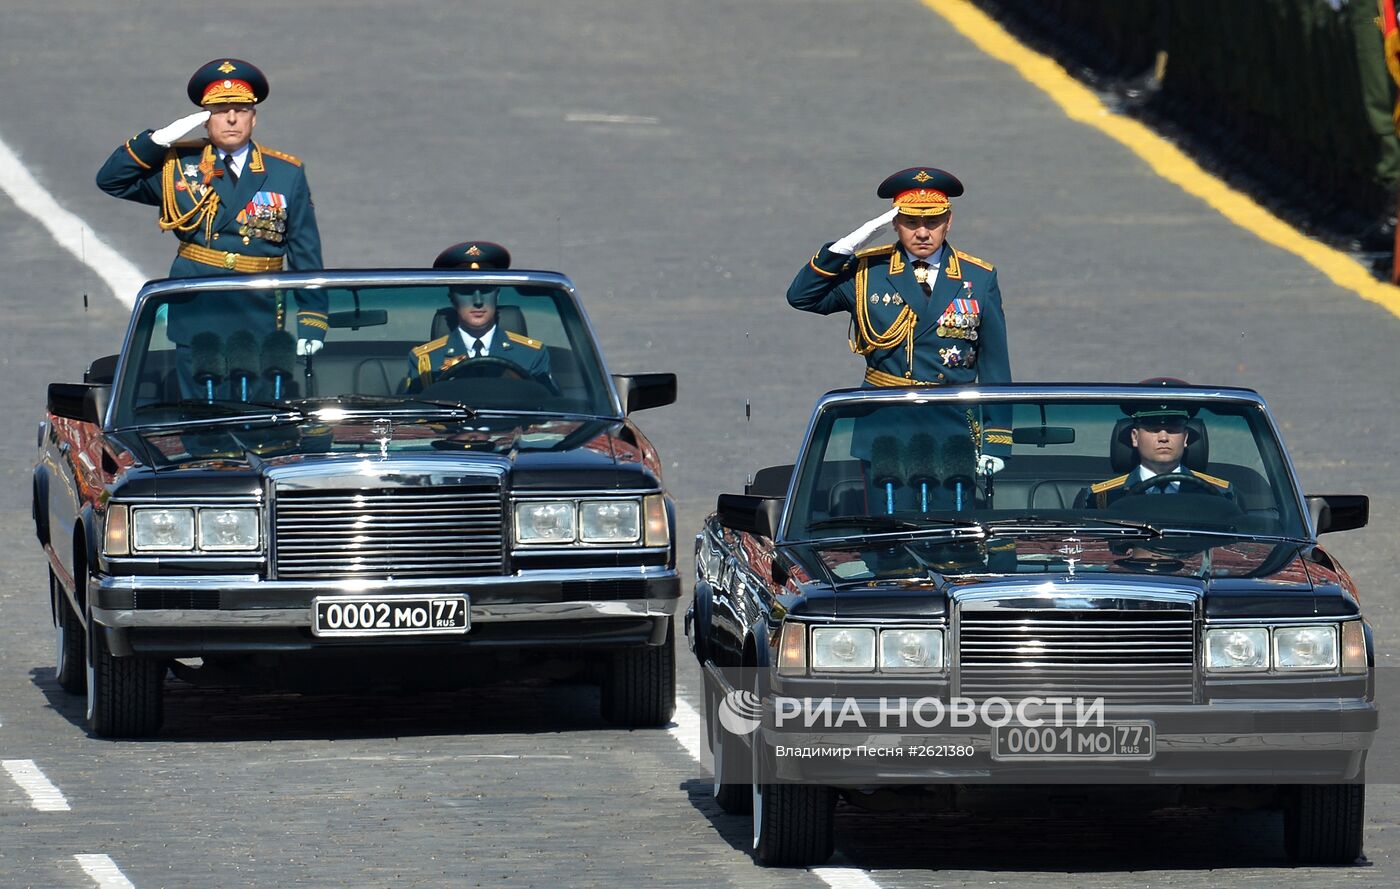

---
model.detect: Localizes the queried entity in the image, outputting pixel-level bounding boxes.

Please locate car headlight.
[880,629,943,672]
[1205,627,1269,673]
[131,507,195,552]
[196,507,259,551]
[579,500,640,544]
[1274,626,1338,671]
[514,501,576,544]
[811,627,876,672]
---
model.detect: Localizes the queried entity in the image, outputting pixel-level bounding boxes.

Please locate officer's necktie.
[471,338,485,358]
[223,154,238,186]
[912,260,932,297]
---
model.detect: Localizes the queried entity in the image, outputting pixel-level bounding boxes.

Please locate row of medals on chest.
[240,207,287,242]
[868,291,979,341]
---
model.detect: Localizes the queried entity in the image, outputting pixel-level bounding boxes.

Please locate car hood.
[108,412,654,495]
[781,531,1328,619]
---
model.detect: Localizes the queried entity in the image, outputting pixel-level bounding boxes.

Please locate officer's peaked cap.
[188,59,269,106]
[878,168,964,217]
[434,241,512,270]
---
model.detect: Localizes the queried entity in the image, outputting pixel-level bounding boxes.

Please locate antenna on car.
[744,332,753,489]
[81,228,88,312]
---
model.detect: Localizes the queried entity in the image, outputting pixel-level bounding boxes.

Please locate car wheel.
[705,672,751,814]
[1284,783,1365,864]
[600,619,676,728]
[750,721,835,867]
[52,570,85,695]
[85,616,164,739]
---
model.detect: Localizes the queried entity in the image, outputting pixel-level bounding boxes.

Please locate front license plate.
[992,722,1154,761]
[312,595,469,637]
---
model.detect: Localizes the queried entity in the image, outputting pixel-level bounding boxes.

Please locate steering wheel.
[436,356,528,382]
[1120,472,1227,498]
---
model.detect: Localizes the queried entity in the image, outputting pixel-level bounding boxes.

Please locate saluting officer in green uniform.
[404,242,551,392]
[788,169,1013,508]
[96,59,328,395]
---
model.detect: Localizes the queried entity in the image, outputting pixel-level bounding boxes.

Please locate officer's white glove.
[978,455,1005,475]
[829,207,899,255]
[151,111,212,147]
[296,338,324,356]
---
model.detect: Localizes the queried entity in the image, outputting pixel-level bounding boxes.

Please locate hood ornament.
[372,418,393,458]
[1058,537,1083,577]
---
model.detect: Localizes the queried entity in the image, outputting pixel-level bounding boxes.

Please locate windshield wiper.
[296,394,475,417]
[982,515,1162,537]
[808,515,984,533]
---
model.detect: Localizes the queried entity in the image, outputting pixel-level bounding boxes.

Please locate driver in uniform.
[1076,402,1234,509]
[402,242,550,391]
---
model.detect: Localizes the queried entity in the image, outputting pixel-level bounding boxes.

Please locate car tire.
[600,619,676,728]
[750,724,835,867]
[704,671,752,814]
[85,618,164,739]
[52,570,85,695]
[1284,783,1365,864]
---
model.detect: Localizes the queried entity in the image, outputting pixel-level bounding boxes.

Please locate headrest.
[1109,416,1210,473]
[431,304,528,341]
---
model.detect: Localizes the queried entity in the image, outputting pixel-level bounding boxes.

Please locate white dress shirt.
[909,244,946,291]
[457,325,498,357]
[1133,464,1185,493]
[221,142,251,178]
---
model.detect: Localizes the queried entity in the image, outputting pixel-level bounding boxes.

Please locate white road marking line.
[669,697,705,764]
[0,131,147,307]
[810,867,883,889]
[2,759,71,812]
[669,699,884,889]
[564,112,660,125]
[75,854,136,889]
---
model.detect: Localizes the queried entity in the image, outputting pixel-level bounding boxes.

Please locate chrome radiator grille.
[274,484,504,579]
[956,605,1196,705]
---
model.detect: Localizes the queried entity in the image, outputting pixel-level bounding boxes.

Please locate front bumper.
[92,568,679,656]
[757,696,1378,785]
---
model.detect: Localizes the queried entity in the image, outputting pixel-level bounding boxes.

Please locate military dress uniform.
[95,59,328,360]
[788,170,1012,507]
[1076,466,1234,510]
[404,329,550,391]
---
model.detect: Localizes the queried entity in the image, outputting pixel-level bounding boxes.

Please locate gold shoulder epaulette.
[411,336,449,357]
[855,243,896,259]
[1090,473,1129,494]
[955,249,994,271]
[259,146,303,167]
[506,331,543,350]
[1190,470,1231,489]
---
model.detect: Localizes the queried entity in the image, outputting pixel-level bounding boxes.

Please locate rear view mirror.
[613,373,677,414]
[1013,426,1076,446]
[328,309,388,329]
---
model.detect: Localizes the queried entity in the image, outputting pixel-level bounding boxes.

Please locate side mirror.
[1306,495,1368,534]
[717,493,784,539]
[48,383,109,425]
[613,373,677,414]
[84,354,120,384]
[746,464,795,496]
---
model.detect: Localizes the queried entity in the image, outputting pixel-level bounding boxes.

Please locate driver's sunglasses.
[1137,418,1187,434]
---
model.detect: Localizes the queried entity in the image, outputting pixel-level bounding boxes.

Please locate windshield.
[786,395,1307,541]
[111,281,617,427]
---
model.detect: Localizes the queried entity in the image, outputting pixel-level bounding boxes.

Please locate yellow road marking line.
[922,0,1400,321]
